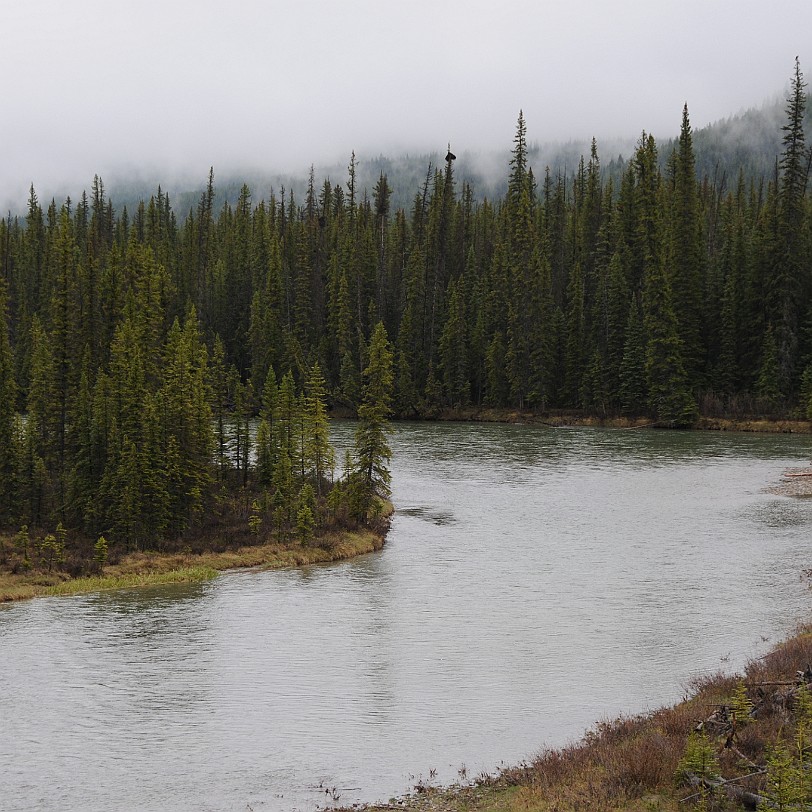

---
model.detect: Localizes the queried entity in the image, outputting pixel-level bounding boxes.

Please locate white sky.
[2,0,810,204]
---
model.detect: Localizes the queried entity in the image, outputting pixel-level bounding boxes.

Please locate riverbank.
[357,626,812,812]
[0,501,393,603]
[406,406,812,434]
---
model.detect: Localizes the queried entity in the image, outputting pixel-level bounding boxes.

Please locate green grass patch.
[0,566,219,602]
[0,503,393,603]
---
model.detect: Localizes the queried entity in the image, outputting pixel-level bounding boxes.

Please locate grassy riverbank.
[0,501,393,603]
[415,406,812,434]
[358,627,812,812]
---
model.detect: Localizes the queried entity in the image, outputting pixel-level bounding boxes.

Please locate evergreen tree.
[643,256,697,426]
[757,325,783,410]
[0,278,17,525]
[439,278,469,407]
[770,58,809,394]
[619,298,648,414]
[304,362,334,495]
[353,322,394,518]
[666,105,705,389]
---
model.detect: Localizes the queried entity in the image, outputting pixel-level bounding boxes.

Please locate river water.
[2,422,812,811]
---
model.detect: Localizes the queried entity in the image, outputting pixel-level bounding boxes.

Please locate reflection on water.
[2,423,812,812]
[398,506,457,525]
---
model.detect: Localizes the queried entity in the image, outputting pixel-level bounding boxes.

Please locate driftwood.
[683,771,766,810]
[686,670,812,808]
[727,744,761,771]
[783,471,812,477]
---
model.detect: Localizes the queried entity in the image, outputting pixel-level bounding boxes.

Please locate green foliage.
[14,525,31,569]
[304,363,334,495]
[730,680,753,726]
[353,322,394,518]
[248,500,263,536]
[794,685,812,770]
[667,105,705,389]
[619,299,648,414]
[676,731,719,783]
[0,279,17,524]
[296,501,315,545]
[757,326,783,410]
[800,364,812,420]
[761,744,805,811]
[94,535,109,567]
[37,530,65,573]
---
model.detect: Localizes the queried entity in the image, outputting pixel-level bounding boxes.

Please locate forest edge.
[0,496,393,603]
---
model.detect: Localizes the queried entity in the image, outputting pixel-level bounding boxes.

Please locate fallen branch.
[682,771,767,810]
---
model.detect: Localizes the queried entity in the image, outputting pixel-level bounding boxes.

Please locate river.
[2,422,812,811]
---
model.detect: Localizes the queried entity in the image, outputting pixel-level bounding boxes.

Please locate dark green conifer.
[353,322,394,518]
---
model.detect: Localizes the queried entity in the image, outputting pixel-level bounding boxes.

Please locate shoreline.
[395,407,812,434]
[0,502,393,604]
[354,624,812,812]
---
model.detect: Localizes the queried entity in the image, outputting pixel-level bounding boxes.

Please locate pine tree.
[0,277,17,526]
[439,278,469,407]
[762,745,804,811]
[619,298,648,414]
[304,362,334,495]
[65,352,95,528]
[770,58,809,394]
[353,322,394,518]
[643,256,697,426]
[485,330,509,407]
[666,105,705,389]
[93,535,108,569]
[757,325,783,410]
[296,483,316,543]
[605,251,631,404]
[563,263,587,406]
[528,248,556,409]
[210,335,230,480]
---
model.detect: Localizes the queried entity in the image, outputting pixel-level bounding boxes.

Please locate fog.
[3,0,810,210]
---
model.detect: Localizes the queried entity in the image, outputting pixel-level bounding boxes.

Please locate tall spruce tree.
[770,57,809,395]
[352,322,394,518]
[0,278,17,525]
[666,105,704,390]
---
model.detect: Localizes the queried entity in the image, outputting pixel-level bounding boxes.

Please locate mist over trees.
[70,85,809,227]
[0,60,810,559]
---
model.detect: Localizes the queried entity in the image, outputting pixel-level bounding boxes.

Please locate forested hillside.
[0,61,810,559]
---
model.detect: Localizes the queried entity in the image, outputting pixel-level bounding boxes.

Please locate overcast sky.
[2,0,810,205]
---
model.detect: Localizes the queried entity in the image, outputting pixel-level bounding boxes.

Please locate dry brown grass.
[412,406,812,434]
[697,417,812,434]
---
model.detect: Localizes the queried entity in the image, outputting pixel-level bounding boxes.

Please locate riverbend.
[2,422,811,811]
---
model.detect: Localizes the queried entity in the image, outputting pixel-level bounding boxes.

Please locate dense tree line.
[0,61,810,561]
[0,167,397,564]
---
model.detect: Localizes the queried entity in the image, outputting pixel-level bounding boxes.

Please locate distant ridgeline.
[0,60,810,552]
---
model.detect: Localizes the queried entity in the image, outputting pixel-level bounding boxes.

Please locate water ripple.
[2,423,812,811]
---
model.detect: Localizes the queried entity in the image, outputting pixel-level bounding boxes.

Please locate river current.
[2,422,812,811]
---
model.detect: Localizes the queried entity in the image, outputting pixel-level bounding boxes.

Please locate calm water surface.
[3,422,812,811]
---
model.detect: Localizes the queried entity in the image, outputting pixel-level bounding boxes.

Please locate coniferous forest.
[0,61,810,570]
